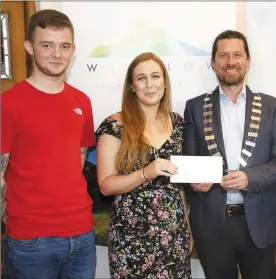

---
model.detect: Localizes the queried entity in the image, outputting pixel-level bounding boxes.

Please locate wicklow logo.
[86,21,210,73]
[88,21,210,58]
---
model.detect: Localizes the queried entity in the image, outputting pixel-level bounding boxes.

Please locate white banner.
[61,2,237,129]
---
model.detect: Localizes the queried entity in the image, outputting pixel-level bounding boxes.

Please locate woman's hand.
[143,158,177,180]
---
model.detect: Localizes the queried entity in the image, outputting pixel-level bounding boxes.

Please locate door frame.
[1,1,36,91]
[24,1,36,77]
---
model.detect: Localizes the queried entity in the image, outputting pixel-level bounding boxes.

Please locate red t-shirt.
[1,81,95,239]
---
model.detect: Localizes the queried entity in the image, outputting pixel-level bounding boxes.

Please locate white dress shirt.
[219,84,246,204]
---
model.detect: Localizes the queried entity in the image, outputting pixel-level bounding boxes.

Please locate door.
[1,1,35,93]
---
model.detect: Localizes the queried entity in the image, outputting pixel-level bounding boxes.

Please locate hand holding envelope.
[144,158,178,180]
[170,155,223,184]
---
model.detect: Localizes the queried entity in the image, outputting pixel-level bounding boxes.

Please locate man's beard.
[33,56,67,77]
[216,68,246,87]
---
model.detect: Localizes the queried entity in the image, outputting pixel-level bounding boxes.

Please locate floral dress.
[95,112,192,279]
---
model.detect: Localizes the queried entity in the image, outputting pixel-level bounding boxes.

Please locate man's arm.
[221,102,276,193]
[242,109,276,192]
[1,153,10,223]
[80,147,88,170]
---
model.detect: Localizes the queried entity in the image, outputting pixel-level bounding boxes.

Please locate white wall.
[246,2,276,95]
[35,1,63,11]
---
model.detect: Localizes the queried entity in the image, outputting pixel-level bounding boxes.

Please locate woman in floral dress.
[96,52,192,278]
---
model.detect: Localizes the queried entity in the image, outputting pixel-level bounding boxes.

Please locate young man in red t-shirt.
[1,9,96,279]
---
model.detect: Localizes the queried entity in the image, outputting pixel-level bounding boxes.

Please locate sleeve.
[95,117,123,143]
[81,97,95,147]
[243,108,276,193]
[172,112,185,144]
[173,112,186,133]
[1,100,15,153]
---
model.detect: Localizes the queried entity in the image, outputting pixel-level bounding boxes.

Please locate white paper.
[170,155,223,183]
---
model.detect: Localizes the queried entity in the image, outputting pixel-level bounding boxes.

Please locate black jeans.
[195,214,276,279]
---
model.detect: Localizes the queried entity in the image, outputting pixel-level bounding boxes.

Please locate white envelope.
[170,155,223,183]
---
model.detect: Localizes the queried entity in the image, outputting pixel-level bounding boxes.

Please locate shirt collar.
[219,84,246,102]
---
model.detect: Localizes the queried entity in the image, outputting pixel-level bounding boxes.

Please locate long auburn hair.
[116,52,172,172]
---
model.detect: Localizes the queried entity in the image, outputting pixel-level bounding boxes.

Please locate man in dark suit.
[183,30,276,279]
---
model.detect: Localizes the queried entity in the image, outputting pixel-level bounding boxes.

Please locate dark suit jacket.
[183,85,276,248]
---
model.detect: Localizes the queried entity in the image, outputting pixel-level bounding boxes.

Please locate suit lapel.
[241,86,254,149]
[211,87,228,168]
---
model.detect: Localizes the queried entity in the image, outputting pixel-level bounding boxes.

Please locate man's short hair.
[26,9,74,42]
[212,30,250,60]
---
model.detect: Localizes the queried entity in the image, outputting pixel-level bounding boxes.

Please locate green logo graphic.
[88,21,210,58]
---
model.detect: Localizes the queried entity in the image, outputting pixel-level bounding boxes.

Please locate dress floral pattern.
[95,112,192,279]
